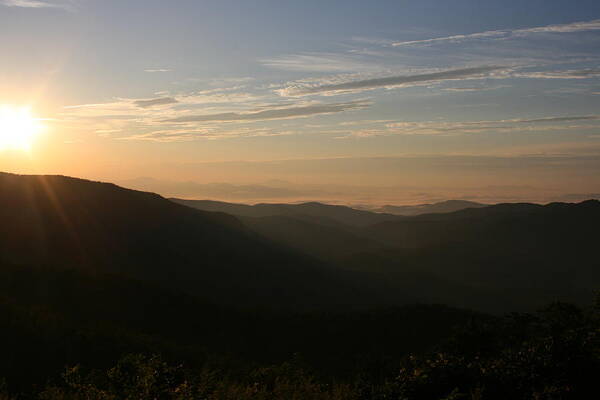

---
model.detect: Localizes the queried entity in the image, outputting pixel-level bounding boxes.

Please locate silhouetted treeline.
[1,277,598,398]
[0,262,485,397]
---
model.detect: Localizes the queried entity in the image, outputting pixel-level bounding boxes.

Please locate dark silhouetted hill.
[3,172,598,313]
[238,215,384,260]
[359,200,600,308]
[0,172,368,309]
[1,172,599,396]
[172,195,600,311]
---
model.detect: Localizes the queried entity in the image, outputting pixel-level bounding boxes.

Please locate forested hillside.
[0,173,598,398]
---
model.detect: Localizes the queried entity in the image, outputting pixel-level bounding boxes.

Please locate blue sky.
[1,0,600,204]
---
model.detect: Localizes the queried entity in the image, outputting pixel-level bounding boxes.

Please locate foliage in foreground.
[1,298,597,400]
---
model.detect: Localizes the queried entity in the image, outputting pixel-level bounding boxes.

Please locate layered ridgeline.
[175,197,600,311]
[0,172,373,309]
[367,199,488,216]
[171,199,403,227]
[171,199,486,221]
[1,172,599,396]
[0,172,488,394]
[1,172,598,312]
[361,201,600,305]
[170,199,403,261]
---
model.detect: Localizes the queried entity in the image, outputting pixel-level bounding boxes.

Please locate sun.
[0,106,43,151]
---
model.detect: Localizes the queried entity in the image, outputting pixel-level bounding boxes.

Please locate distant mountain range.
[1,172,598,313]
[176,196,600,311]
[171,199,489,221]
[360,200,600,305]
[366,199,488,216]
[170,199,402,227]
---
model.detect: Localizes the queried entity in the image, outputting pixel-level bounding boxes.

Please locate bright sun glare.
[0,106,43,152]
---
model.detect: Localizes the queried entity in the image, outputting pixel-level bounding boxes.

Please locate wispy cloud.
[392,19,600,47]
[0,0,77,11]
[144,69,172,73]
[208,77,255,85]
[442,85,510,92]
[134,97,179,108]
[278,66,508,96]
[442,87,489,92]
[179,90,261,106]
[358,114,600,136]
[327,114,600,138]
[121,127,296,142]
[164,100,370,123]
[120,129,213,142]
[61,87,264,119]
[515,68,600,79]
[261,53,383,73]
[58,94,371,142]
[515,115,600,123]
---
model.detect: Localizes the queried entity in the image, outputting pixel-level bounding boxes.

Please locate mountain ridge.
[3,171,598,313]
[0,172,372,309]
[369,199,488,216]
[170,198,403,227]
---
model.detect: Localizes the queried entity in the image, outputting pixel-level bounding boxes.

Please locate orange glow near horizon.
[0,106,44,152]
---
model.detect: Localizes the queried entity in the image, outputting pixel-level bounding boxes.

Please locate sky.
[1,0,600,205]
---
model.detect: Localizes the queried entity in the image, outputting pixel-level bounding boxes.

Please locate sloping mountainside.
[174,195,600,311]
[0,172,371,309]
[238,215,384,260]
[169,202,500,309]
[171,198,401,227]
[358,200,600,308]
[372,200,488,216]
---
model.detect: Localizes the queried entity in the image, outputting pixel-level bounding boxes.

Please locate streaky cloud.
[515,115,600,123]
[280,66,507,96]
[121,127,294,142]
[372,114,600,136]
[515,68,600,79]
[163,100,370,123]
[392,19,600,47]
[0,0,77,10]
[442,85,510,92]
[260,53,382,73]
[133,97,179,108]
